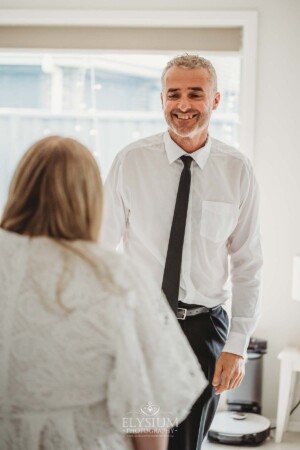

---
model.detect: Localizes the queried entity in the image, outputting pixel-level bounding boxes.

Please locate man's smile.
[173,113,198,120]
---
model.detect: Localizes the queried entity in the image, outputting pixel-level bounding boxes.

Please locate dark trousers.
[168,306,229,450]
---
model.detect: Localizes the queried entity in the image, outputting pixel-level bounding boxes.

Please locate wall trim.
[0,9,256,28]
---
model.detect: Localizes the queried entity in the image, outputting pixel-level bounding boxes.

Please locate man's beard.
[165,109,211,138]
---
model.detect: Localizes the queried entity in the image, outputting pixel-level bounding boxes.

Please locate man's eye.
[190,94,203,99]
[168,95,179,99]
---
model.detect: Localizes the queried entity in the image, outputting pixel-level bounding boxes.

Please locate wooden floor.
[202,431,300,449]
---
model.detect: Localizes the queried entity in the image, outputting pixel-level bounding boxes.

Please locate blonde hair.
[1,135,102,241]
[161,53,218,91]
[1,136,123,314]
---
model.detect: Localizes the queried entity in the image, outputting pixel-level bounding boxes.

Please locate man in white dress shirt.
[102,54,262,450]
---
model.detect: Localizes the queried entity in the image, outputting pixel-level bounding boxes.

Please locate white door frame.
[0,9,258,160]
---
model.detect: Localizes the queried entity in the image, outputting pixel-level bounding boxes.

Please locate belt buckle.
[177,308,187,320]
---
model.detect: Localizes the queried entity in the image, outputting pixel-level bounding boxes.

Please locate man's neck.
[168,129,209,153]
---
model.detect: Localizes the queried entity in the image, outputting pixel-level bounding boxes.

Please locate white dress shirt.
[102,131,263,357]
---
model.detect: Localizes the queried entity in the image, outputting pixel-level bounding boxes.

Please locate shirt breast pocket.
[200,201,238,243]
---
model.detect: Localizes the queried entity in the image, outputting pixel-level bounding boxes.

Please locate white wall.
[1,0,300,427]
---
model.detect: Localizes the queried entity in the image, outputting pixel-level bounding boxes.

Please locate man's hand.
[212,352,245,395]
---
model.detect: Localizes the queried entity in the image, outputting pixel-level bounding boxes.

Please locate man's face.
[161,66,220,139]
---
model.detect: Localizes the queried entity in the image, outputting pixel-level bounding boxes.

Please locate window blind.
[0,26,241,51]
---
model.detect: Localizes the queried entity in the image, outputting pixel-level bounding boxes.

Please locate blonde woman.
[0,136,207,450]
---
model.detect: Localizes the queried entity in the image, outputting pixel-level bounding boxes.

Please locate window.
[0,52,241,214]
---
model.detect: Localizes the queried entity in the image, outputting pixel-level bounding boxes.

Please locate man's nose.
[177,98,192,112]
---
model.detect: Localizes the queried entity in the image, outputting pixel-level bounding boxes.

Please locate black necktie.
[162,156,193,314]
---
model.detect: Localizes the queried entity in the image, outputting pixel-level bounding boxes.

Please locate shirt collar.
[163,131,211,169]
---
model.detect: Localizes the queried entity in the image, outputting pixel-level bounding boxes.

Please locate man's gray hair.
[161,54,218,91]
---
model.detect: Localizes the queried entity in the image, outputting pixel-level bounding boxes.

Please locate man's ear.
[213,92,221,110]
[160,92,164,109]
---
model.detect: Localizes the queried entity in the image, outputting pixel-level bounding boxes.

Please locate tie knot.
[180,155,193,169]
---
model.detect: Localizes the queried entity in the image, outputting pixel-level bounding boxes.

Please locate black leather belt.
[177,304,221,320]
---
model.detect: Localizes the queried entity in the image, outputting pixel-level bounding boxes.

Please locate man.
[102,54,262,450]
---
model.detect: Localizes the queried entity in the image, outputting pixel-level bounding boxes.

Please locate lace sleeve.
[106,258,208,434]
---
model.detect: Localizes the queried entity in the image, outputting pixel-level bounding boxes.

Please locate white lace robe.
[0,229,207,450]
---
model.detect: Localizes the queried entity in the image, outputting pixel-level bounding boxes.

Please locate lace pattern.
[0,230,207,449]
